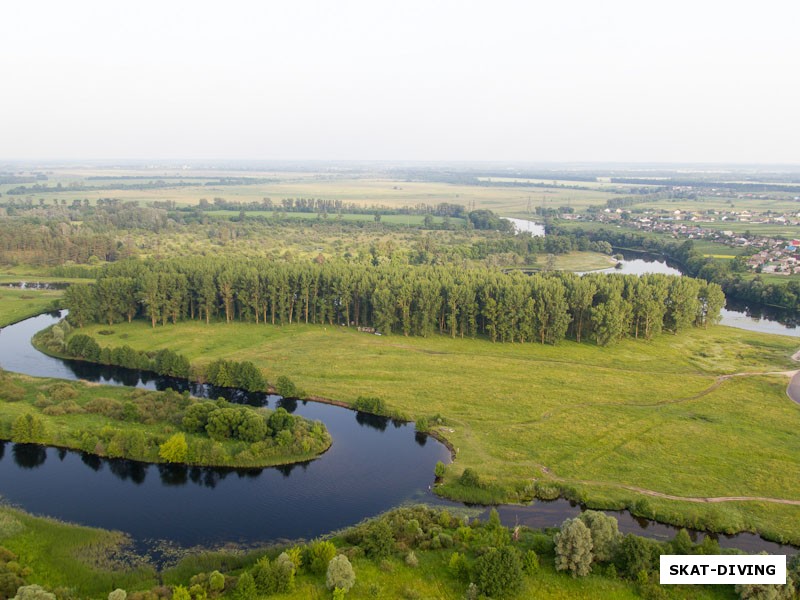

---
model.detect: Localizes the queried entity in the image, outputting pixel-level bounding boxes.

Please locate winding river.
[0,281,798,554]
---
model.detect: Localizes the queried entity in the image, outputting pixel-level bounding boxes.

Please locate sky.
[1,0,798,164]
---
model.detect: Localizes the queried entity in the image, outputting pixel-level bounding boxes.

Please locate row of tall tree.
[64,258,724,345]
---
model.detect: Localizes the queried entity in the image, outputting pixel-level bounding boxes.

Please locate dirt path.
[538,467,800,506]
[532,363,800,507]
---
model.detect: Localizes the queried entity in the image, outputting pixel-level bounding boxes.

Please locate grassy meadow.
[0,286,63,327]
[71,318,800,543]
[505,251,616,272]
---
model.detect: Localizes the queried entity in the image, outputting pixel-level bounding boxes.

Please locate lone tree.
[579,510,621,563]
[326,554,356,592]
[554,517,593,577]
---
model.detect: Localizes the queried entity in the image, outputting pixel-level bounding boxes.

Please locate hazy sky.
[2,0,798,163]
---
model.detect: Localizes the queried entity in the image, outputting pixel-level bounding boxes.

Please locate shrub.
[616,534,657,578]
[170,587,190,600]
[473,546,523,598]
[273,552,296,592]
[1,383,26,402]
[326,555,356,592]
[47,383,78,403]
[523,549,539,574]
[11,413,45,443]
[275,375,301,398]
[448,552,469,581]
[159,433,188,463]
[405,551,418,567]
[285,546,303,571]
[353,396,386,414]
[11,586,56,600]
[182,402,217,433]
[434,461,446,478]
[671,529,694,555]
[459,468,482,488]
[84,397,124,419]
[307,540,337,575]
[208,571,224,592]
[363,520,395,559]
[234,572,255,600]
[108,590,127,600]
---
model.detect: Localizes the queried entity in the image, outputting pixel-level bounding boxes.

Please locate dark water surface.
[0,312,796,553]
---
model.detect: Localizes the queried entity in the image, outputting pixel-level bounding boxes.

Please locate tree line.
[195,197,468,218]
[64,258,724,346]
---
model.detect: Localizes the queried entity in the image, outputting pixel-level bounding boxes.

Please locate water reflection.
[12,444,47,469]
[414,432,428,447]
[277,398,298,413]
[355,411,389,431]
[81,453,103,471]
[723,298,800,331]
[109,459,147,484]
[158,463,188,486]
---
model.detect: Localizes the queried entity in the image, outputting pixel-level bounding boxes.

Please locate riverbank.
[0,370,331,469]
[0,502,743,600]
[58,316,800,545]
[0,504,158,597]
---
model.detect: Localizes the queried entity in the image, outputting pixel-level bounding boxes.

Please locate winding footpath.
[535,359,800,508]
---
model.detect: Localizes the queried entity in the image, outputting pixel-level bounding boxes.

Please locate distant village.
[570,206,800,275]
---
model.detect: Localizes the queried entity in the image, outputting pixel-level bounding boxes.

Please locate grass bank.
[0,371,331,469]
[67,318,800,543]
[0,505,157,597]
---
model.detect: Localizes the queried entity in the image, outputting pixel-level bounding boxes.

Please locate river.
[0,303,797,553]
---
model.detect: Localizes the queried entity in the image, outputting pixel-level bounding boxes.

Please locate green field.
[681,219,800,239]
[1,169,620,213]
[0,287,63,327]
[503,251,617,273]
[625,195,800,214]
[70,318,800,543]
